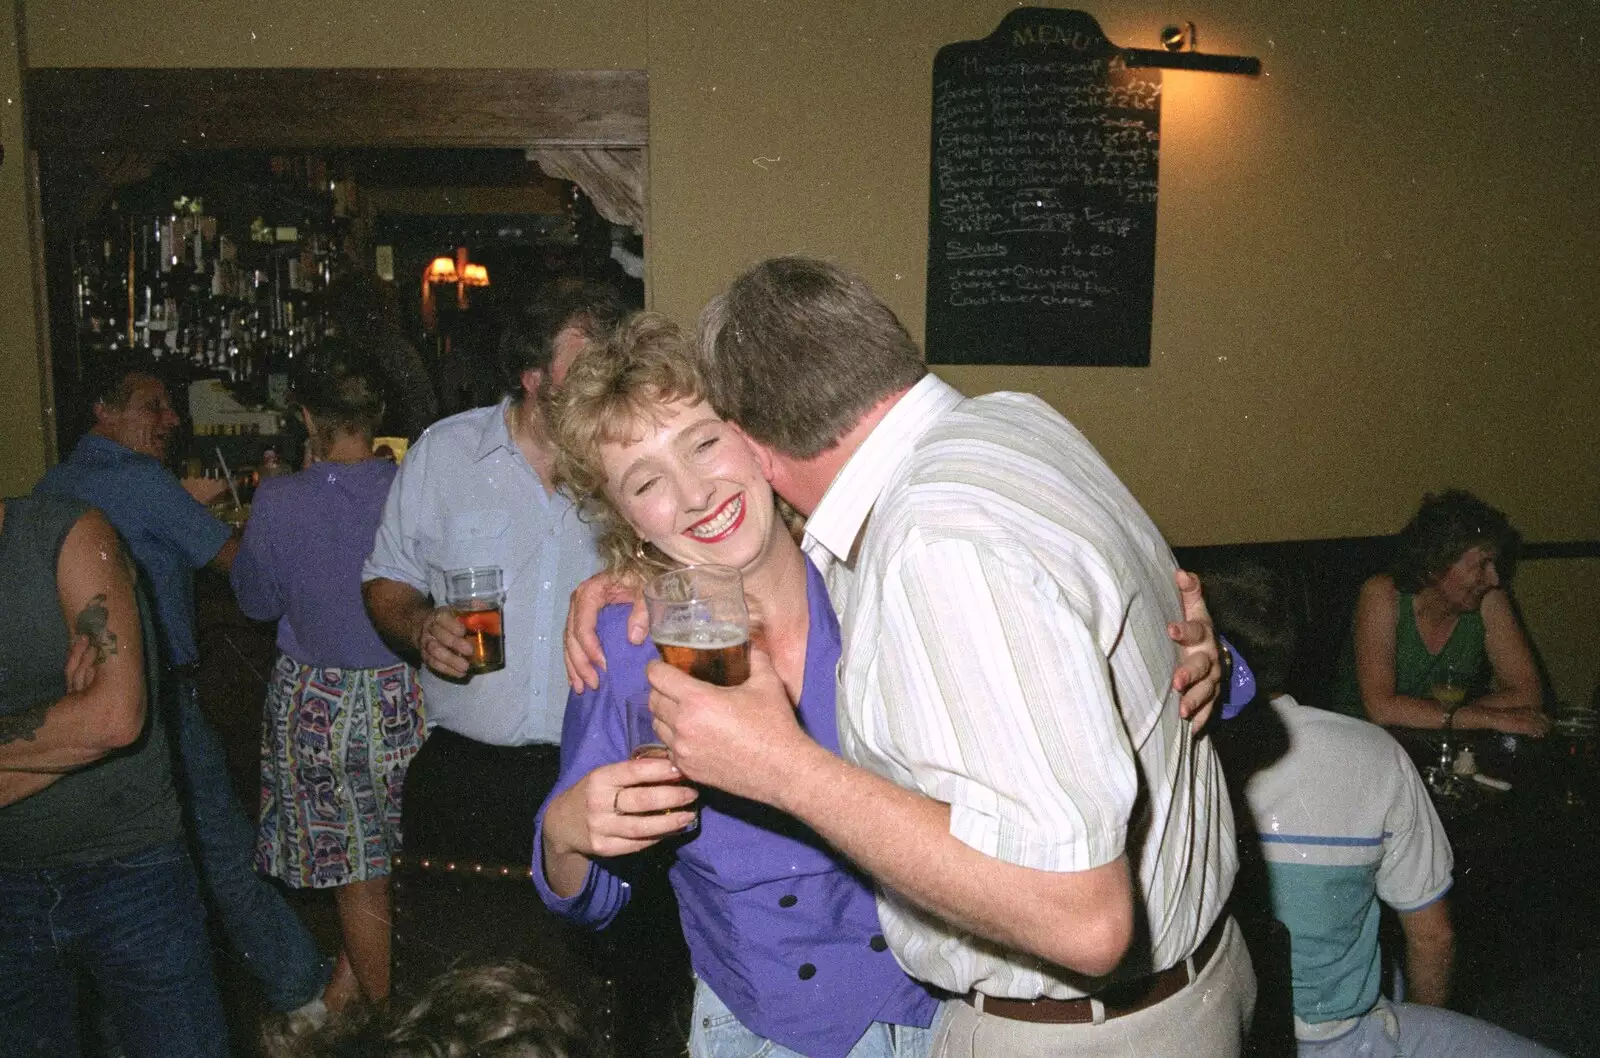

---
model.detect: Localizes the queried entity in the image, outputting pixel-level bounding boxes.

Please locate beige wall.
[8,0,1596,696]
[1517,559,1600,710]
[0,1,48,488]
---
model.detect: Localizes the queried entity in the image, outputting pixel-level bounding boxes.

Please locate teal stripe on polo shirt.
[1267,860,1384,1024]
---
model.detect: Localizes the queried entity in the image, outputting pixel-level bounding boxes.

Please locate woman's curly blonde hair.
[549,311,707,583]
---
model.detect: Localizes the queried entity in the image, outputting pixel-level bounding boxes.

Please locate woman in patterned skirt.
[232,351,426,1012]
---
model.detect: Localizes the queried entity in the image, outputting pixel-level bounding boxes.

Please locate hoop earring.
[633,539,648,562]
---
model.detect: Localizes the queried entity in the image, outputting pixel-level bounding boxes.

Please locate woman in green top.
[1336,489,1547,737]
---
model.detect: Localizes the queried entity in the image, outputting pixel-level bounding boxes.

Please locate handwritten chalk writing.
[926,10,1159,366]
[947,241,1009,260]
[1010,23,1101,50]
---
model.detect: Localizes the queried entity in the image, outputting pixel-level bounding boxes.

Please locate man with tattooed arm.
[0,493,229,1056]
[36,360,335,1026]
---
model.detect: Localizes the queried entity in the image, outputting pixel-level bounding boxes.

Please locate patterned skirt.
[256,653,426,888]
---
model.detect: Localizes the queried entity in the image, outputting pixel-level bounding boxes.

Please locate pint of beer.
[653,621,752,687]
[445,566,506,676]
[644,565,751,687]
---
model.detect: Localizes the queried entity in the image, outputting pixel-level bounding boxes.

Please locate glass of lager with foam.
[644,565,751,687]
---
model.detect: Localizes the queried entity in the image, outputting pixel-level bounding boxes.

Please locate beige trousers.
[930,917,1257,1057]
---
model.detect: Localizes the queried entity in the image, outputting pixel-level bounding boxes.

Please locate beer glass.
[622,694,699,827]
[444,566,506,675]
[644,565,751,687]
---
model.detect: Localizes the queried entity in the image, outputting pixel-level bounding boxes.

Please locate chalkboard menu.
[926,9,1161,367]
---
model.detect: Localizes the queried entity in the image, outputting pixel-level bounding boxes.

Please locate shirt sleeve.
[875,533,1138,873]
[361,442,432,592]
[531,620,638,927]
[1376,739,1455,911]
[136,463,232,569]
[229,481,284,622]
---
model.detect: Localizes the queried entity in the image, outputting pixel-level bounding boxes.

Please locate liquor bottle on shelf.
[67,159,349,429]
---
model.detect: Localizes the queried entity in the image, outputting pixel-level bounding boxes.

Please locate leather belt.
[966,915,1230,1025]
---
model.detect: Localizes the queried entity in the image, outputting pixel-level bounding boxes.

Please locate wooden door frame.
[24,67,647,150]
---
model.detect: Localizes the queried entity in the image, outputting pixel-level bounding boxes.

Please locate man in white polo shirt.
[1206,563,1563,1058]
[635,257,1252,1056]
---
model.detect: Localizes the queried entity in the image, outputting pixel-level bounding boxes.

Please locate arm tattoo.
[0,703,50,746]
[74,593,119,664]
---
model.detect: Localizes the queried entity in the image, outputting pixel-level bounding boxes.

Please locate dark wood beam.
[25,68,648,152]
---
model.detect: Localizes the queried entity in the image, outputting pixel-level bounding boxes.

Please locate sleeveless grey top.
[0,494,182,867]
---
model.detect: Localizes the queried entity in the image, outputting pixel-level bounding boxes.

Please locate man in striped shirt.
[630,256,1252,1055]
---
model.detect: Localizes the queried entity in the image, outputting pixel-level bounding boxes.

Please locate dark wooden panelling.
[25,68,647,151]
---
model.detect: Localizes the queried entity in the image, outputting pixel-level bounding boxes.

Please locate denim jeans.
[689,976,934,1058]
[170,677,329,1012]
[0,839,229,1058]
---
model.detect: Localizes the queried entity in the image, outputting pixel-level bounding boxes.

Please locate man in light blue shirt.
[361,287,618,997]
[361,395,600,746]
[38,429,232,670]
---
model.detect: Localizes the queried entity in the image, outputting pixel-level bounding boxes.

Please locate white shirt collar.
[802,374,964,568]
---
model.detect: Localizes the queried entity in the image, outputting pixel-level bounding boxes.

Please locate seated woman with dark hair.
[1332,489,1547,738]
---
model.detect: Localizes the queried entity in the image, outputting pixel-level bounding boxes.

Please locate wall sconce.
[424,256,460,284]
[421,251,491,331]
[1123,21,1261,75]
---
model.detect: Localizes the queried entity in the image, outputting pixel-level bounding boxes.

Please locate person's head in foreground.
[264,959,597,1058]
[1390,489,1520,614]
[551,310,799,584]
[1202,562,1298,774]
[1205,562,1299,705]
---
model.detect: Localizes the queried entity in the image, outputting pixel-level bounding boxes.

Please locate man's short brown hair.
[695,256,926,459]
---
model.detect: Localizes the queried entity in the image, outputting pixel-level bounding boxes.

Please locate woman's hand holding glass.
[547,754,699,862]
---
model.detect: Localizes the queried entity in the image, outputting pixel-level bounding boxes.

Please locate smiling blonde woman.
[536,312,941,1058]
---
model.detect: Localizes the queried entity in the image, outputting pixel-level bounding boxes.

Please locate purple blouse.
[231,458,401,669]
[532,558,939,1058]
